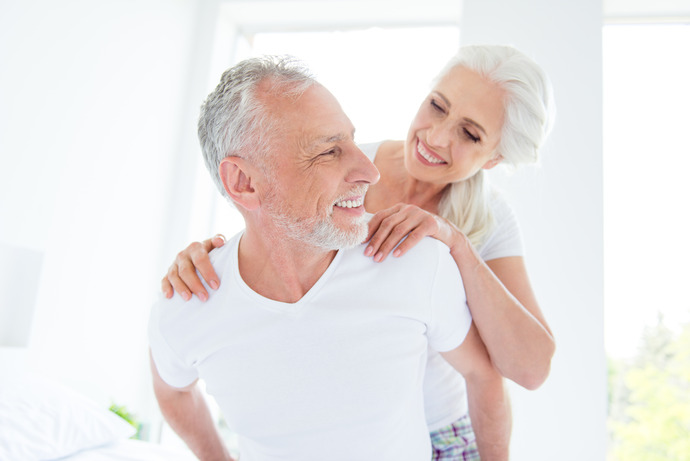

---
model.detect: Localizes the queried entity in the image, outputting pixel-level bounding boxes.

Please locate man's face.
[258,83,380,250]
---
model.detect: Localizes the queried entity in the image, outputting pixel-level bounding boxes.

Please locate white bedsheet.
[59,439,197,461]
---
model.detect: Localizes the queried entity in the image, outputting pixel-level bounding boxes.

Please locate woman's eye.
[464,129,480,143]
[430,99,445,113]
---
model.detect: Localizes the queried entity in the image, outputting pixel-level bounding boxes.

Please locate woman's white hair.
[434,45,556,248]
[197,55,316,199]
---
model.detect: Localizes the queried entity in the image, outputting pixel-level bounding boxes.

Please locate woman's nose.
[426,121,452,148]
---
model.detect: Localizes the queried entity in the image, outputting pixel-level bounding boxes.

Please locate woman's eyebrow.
[435,91,487,136]
[463,117,487,136]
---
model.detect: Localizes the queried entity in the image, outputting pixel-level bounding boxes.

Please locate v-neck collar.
[229,232,344,316]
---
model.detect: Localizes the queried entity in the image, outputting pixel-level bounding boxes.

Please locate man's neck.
[237,229,338,304]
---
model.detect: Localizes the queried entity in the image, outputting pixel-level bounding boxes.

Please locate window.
[604,23,690,460]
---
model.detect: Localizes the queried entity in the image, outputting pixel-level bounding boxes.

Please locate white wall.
[0,0,208,429]
[461,0,606,459]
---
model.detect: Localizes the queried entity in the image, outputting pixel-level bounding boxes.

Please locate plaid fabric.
[429,415,480,461]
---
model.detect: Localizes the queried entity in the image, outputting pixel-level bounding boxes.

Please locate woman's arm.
[366,204,555,389]
[449,238,554,389]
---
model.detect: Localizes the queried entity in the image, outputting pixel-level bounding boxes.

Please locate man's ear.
[219,157,261,211]
[481,154,503,170]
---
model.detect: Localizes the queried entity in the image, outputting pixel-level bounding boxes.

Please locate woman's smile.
[416,140,447,165]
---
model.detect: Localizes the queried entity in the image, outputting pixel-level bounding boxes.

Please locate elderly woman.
[162,45,556,460]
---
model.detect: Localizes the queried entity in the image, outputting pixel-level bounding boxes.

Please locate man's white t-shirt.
[149,233,473,461]
[359,141,525,430]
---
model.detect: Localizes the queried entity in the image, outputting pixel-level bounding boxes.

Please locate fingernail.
[182,292,191,301]
[374,252,383,262]
[210,280,219,290]
[199,292,208,302]
[364,246,373,257]
[393,249,401,257]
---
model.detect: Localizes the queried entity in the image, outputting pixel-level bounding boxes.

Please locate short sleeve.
[479,193,525,261]
[148,297,199,388]
[426,245,473,352]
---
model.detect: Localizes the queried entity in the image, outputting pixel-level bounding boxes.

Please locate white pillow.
[0,373,136,461]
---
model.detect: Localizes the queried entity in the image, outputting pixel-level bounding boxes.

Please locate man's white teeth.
[418,142,444,164]
[335,198,364,208]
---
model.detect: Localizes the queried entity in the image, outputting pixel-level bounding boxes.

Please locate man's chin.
[308,219,368,251]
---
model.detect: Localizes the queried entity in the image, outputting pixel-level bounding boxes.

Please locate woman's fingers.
[364,204,438,262]
[391,228,430,258]
[365,206,401,245]
[163,235,224,302]
[208,234,226,251]
[373,217,423,262]
[161,276,174,299]
[166,260,194,301]
[365,207,408,258]
[188,241,220,292]
[174,249,207,301]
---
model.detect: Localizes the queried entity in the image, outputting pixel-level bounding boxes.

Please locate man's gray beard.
[268,208,368,251]
[261,175,369,250]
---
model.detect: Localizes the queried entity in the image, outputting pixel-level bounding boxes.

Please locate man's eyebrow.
[308,129,356,149]
[434,92,487,136]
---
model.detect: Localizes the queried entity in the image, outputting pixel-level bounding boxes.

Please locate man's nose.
[346,145,380,185]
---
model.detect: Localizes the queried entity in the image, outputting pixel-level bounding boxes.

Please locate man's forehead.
[291,105,356,150]
[261,82,355,152]
[304,130,355,150]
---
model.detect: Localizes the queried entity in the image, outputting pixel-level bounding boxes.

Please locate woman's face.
[405,65,506,185]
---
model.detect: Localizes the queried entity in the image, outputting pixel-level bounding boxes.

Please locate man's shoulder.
[151,232,241,318]
[340,237,453,276]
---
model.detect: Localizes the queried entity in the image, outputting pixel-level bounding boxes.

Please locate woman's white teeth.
[418,142,444,164]
[335,198,363,208]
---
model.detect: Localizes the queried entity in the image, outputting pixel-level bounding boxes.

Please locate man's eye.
[321,149,337,156]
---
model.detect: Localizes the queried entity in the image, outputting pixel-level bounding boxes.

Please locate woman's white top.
[359,141,524,430]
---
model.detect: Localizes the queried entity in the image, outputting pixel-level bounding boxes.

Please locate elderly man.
[148,56,506,461]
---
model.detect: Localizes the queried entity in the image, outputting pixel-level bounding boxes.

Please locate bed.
[0,371,197,461]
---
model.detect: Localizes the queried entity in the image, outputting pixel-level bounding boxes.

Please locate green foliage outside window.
[608,316,690,461]
[109,403,142,440]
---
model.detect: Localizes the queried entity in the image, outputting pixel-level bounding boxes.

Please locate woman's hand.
[161,234,226,301]
[364,204,460,262]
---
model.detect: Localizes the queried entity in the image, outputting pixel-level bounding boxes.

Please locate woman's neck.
[365,141,446,214]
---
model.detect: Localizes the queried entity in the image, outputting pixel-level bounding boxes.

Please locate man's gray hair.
[198,55,317,199]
